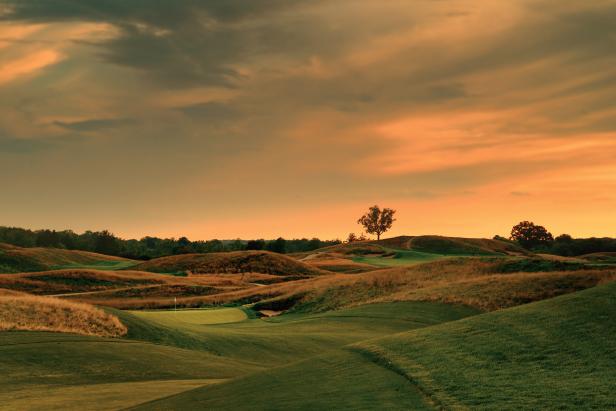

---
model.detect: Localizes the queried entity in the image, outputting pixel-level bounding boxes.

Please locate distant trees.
[346,233,369,243]
[357,205,396,241]
[510,221,554,249]
[266,237,287,254]
[0,226,341,259]
[246,239,266,250]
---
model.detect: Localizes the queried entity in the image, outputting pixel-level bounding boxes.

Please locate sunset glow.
[1,1,615,240]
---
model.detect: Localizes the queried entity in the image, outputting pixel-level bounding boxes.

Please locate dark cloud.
[53,118,135,132]
[0,0,331,87]
[0,134,81,154]
[0,137,53,153]
[177,101,237,122]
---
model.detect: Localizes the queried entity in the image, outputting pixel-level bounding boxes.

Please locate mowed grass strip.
[0,331,260,391]
[129,350,434,411]
[126,301,478,410]
[356,281,616,410]
[0,379,224,411]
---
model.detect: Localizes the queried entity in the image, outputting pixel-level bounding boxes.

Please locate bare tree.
[357,205,396,241]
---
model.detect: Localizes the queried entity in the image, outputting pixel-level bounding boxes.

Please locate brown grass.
[236,258,616,313]
[0,294,127,337]
[132,251,327,276]
[0,242,131,265]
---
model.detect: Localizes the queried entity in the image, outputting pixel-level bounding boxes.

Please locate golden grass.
[133,251,327,276]
[0,288,28,297]
[371,270,616,311]
[237,258,616,313]
[0,294,127,337]
[0,242,131,265]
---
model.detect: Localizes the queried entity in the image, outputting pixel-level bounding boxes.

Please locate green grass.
[352,248,448,267]
[3,283,614,409]
[127,302,478,411]
[356,281,616,410]
[0,331,260,408]
[128,307,249,325]
[50,260,138,271]
[1,301,477,409]
[131,349,434,411]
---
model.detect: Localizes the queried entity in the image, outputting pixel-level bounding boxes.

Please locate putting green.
[128,307,248,326]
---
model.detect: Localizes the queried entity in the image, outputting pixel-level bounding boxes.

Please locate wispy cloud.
[0,0,614,238]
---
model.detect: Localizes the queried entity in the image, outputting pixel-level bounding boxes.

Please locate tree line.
[0,226,340,260]
[504,220,616,256]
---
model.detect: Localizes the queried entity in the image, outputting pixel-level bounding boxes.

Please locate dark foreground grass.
[131,349,434,411]
[358,281,616,410]
[134,283,616,410]
[0,301,477,409]
[125,302,477,410]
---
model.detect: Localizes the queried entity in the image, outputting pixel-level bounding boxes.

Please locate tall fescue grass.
[133,251,326,276]
[0,294,127,337]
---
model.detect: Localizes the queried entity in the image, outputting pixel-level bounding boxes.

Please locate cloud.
[53,117,134,132]
[0,136,53,153]
[0,0,614,237]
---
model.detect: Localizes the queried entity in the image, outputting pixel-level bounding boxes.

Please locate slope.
[134,282,616,410]
[132,250,326,276]
[0,243,135,273]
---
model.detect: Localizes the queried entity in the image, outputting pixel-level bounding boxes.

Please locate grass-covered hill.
[250,256,616,313]
[1,250,614,409]
[377,235,527,255]
[1,301,477,410]
[125,282,616,410]
[0,269,262,309]
[298,235,528,270]
[0,243,135,273]
[0,292,126,337]
[132,250,326,276]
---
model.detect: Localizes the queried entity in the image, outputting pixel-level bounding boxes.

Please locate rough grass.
[0,294,127,337]
[132,250,326,276]
[68,257,616,312]
[406,235,525,255]
[0,270,250,303]
[246,258,616,314]
[0,243,134,273]
[316,236,526,257]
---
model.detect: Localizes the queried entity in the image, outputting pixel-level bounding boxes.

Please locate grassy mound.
[356,281,616,409]
[0,269,168,295]
[251,258,616,313]
[582,252,616,264]
[133,283,616,410]
[0,294,126,337]
[407,235,525,255]
[0,243,135,273]
[132,250,326,276]
[124,302,477,411]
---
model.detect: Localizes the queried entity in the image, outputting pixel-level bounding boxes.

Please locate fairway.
[350,248,483,267]
[0,379,224,411]
[0,301,479,409]
[128,307,248,325]
[51,261,139,271]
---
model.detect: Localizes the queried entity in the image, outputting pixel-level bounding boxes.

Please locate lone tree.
[357,205,396,241]
[510,221,554,249]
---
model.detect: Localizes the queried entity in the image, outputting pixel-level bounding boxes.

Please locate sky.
[1,0,615,240]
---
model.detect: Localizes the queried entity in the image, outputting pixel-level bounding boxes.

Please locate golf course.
[1,235,615,410]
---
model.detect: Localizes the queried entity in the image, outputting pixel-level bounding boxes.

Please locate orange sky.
[1,1,615,240]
